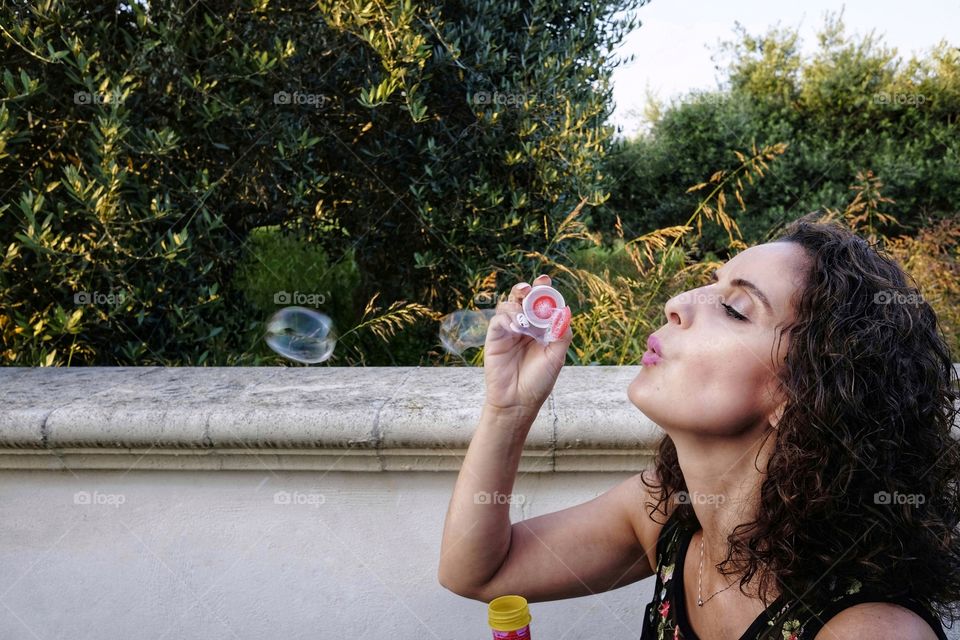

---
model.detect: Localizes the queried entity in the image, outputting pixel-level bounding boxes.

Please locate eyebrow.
[711,268,774,316]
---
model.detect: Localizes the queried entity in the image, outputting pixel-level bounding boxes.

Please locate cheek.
[629,342,774,433]
[697,361,772,433]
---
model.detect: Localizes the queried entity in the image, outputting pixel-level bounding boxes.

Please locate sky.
[608,0,960,138]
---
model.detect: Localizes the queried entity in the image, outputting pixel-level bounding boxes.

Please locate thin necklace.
[697,531,738,606]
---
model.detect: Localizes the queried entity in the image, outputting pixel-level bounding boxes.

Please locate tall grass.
[242,144,959,366]
[466,142,793,366]
[463,145,959,366]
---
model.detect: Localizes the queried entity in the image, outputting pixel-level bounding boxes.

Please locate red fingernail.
[549,306,571,339]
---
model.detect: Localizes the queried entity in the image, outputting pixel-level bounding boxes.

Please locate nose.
[663,295,681,327]
[663,290,690,327]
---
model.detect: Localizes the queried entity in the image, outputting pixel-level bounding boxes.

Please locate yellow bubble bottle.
[488,595,532,639]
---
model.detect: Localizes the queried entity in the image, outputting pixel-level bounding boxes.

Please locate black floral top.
[640,509,948,640]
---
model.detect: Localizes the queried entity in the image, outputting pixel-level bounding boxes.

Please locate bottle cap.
[488,594,532,631]
[521,285,565,329]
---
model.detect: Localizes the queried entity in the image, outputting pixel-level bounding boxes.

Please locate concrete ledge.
[0,366,661,472]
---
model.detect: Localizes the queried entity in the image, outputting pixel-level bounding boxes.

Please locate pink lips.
[642,335,664,366]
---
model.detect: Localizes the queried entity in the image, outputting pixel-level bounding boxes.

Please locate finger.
[487,310,522,342]
[496,300,522,315]
[545,307,574,352]
[551,306,573,343]
[486,311,510,340]
[508,282,532,305]
[509,274,551,304]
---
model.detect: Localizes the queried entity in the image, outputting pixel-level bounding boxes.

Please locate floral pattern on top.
[639,513,937,640]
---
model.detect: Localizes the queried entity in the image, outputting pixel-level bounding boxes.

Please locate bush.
[0,0,642,365]
[601,13,960,257]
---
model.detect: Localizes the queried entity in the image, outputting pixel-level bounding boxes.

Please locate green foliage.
[232,226,361,362]
[602,12,960,257]
[0,0,642,365]
[235,227,360,322]
[308,0,643,313]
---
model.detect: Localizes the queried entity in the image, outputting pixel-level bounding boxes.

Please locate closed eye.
[721,302,748,322]
[712,269,750,321]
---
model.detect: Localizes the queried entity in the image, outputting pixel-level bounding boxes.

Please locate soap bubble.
[266,306,337,364]
[439,309,496,357]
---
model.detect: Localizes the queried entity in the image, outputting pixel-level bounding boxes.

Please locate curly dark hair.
[640,212,960,626]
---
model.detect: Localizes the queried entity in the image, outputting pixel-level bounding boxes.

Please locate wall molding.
[5,365,956,472]
[0,366,660,472]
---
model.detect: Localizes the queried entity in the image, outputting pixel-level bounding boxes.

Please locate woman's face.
[628,241,808,437]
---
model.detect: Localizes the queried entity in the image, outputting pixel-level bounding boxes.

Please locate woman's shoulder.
[771,577,947,640]
[813,602,942,640]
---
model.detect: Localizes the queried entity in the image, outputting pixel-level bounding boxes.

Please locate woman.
[438,213,960,639]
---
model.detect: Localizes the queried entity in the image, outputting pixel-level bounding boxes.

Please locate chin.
[628,383,661,422]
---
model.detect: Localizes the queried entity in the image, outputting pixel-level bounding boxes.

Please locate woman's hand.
[482,274,573,417]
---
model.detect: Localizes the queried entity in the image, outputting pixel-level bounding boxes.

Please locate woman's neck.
[670,426,777,594]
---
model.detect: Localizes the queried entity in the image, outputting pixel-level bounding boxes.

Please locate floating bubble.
[439,309,496,357]
[266,306,337,364]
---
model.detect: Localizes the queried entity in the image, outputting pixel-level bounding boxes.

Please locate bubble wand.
[508,284,571,346]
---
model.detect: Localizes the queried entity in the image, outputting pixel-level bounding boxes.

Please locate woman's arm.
[439,274,661,602]
[439,412,660,603]
[437,404,536,597]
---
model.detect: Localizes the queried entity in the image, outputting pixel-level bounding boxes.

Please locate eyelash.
[711,271,748,322]
[721,302,748,322]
